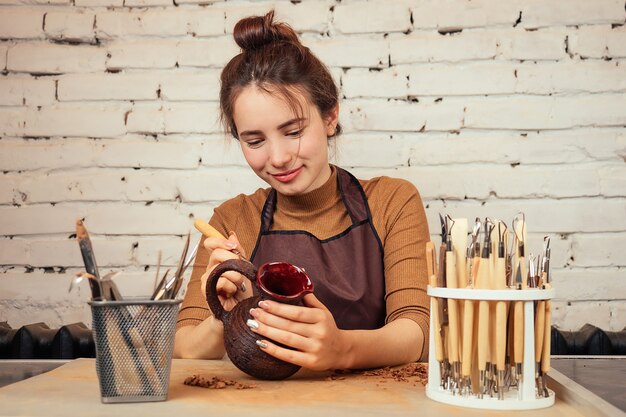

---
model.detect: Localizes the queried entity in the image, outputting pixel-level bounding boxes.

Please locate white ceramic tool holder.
[426,286,556,410]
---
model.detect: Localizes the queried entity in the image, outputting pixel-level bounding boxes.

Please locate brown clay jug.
[205,258,314,380]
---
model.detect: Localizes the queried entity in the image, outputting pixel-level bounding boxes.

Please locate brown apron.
[250,167,386,330]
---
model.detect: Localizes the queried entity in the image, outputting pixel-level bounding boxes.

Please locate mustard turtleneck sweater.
[178,165,430,347]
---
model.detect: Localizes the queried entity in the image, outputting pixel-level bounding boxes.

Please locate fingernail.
[246,319,259,330]
[258,300,270,310]
[240,282,247,293]
[256,340,268,349]
[226,242,237,249]
[249,308,258,317]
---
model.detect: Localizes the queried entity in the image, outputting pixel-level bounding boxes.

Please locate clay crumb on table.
[327,362,428,385]
[184,375,257,390]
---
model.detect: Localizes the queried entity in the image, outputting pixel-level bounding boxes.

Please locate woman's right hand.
[200,231,253,312]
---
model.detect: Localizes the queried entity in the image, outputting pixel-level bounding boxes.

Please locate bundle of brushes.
[427,213,553,402]
[71,219,198,301]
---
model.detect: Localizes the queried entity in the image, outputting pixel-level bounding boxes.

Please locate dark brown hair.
[220,11,341,140]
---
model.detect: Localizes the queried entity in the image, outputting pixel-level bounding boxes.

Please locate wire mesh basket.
[89,299,181,403]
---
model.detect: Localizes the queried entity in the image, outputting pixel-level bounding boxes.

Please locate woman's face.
[232,85,337,196]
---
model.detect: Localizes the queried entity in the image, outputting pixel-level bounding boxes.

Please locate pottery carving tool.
[426,241,447,389]
[194,219,249,293]
[442,216,461,394]
[450,218,472,395]
[475,218,493,398]
[539,237,551,397]
[494,221,509,399]
[437,215,450,389]
[511,213,527,398]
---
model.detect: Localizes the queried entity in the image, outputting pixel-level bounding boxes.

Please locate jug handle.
[205,259,257,321]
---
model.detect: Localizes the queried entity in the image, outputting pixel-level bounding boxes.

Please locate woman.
[174,11,430,371]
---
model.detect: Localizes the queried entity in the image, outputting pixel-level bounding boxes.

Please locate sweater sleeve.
[370,177,430,360]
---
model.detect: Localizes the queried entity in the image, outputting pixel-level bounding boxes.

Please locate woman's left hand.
[248,293,352,371]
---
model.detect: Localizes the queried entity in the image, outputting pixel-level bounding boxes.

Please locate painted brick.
[7,42,107,73]
[407,61,517,96]
[0,137,202,171]
[3,169,183,204]
[464,94,626,130]
[187,9,226,37]
[406,129,626,166]
[405,165,600,200]
[599,166,626,197]
[199,135,250,168]
[0,7,45,39]
[104,135,203,168]
[107,39,178,70]
[220,1,272,30]
[343,98,464,132]
[75,0,122,6]
[521,0,626,29]
[0,202,209,235]
[134,235,199,267]
[410,0,520,30]
[335,134,410,168]
[389,30,497,64]
[28,105,123,137]
[571,233,626,267]
[222,2,331,34]
[175,0,219,5]
[334,0,411,34]
[57,73,159,101]
[124,0,172,6]
[0,76,56,106]
[163,102,221,134]
[159,70,220,101]
[126,103,165,134]
[516,60,626,94]
[497,28,567,60]
[96,10,189,38]
[0,237,134,267]
[177,37,238,68]
[0,107,26,136]
[0,44,7,70]
[306,34,388,68]
[22,104,128,137]
[421,198,626,233]
[568,25,626,59]
[272,1,330,33]
[44,11,95,42]
[341,67,409,99]
[552,269,626,301]
[176,167,267,202]
[551,300,624,332]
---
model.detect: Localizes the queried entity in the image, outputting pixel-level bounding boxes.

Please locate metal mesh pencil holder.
[89,299,181,403]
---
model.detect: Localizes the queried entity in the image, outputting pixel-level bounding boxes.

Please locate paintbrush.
[76,219,103,300]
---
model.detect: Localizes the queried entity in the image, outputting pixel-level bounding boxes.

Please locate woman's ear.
[324,104,339,137]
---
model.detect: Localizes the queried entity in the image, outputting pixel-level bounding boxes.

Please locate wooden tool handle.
[513,301,524,363]
[426,241,436,280]
[495,301,507,371]
[461,299,475,376]
[534,300,546,362]
[432,297,445,363]
[542,296,552,373]
[477,300,489,371]
[445,253,460,362]
[194,219,226,239]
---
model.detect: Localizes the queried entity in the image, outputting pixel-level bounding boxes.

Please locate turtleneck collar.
[276,164,339,213]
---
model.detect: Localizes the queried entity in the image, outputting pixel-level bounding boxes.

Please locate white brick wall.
[0,0,625,334]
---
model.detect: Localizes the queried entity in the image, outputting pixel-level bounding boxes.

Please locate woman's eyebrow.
[239,118,306,138]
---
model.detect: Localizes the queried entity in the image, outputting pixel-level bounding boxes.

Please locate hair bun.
[234,10,299,52]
